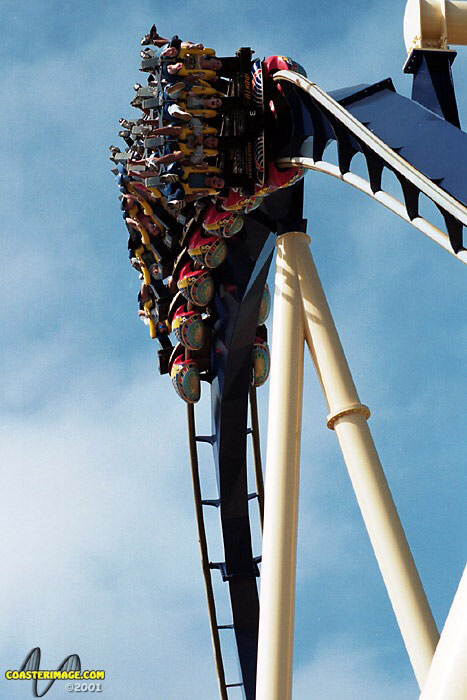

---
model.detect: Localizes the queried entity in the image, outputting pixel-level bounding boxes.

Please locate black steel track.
[183,183,305,698]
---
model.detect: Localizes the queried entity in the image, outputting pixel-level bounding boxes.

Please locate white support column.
[404,0,467,51]
[256,233,305,700]
[293,232,439,689]
[419,565,467,699]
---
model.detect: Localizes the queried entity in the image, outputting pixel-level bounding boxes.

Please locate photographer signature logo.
[20,647,81,697]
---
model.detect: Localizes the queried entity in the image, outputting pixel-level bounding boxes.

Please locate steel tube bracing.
[256,234,305,700]
[294,232,439,688]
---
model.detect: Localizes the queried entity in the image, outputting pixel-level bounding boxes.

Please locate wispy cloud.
[294,638,416,699]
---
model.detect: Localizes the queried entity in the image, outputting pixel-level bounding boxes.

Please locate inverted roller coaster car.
[171,305,205,351]
[170,354,201,403]
[112,38,312,413]
[201,203,244,237]
[252,336,271,387]
[187,227,228,268]
[177,262,214,306]
[258,284,271,325]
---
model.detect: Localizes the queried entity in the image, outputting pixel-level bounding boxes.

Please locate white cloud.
[294,639,416,699]
[0,360,224,698]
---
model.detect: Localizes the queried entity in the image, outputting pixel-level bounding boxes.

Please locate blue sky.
[0,1,465,698]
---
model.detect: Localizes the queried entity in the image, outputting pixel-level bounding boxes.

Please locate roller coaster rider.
[111,24,293,407]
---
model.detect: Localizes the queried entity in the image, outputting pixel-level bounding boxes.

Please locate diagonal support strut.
[256,231,440,700]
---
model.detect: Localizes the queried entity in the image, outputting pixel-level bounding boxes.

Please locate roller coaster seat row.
[111,25,303,402]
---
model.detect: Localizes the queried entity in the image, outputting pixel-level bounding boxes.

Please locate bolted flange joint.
[326,402,371,430]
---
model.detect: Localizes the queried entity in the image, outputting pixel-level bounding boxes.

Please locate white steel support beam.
[404,0,467,51]
[257,232,440,697]
[256,233,305,700]
[419,565,467,699]
[293,232,439,689]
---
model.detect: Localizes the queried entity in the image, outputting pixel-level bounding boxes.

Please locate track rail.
[187,402,228,699]
[274,70,467,259]
[186,382,265,696]
[249,386,264,532]
[278,156,467,263]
